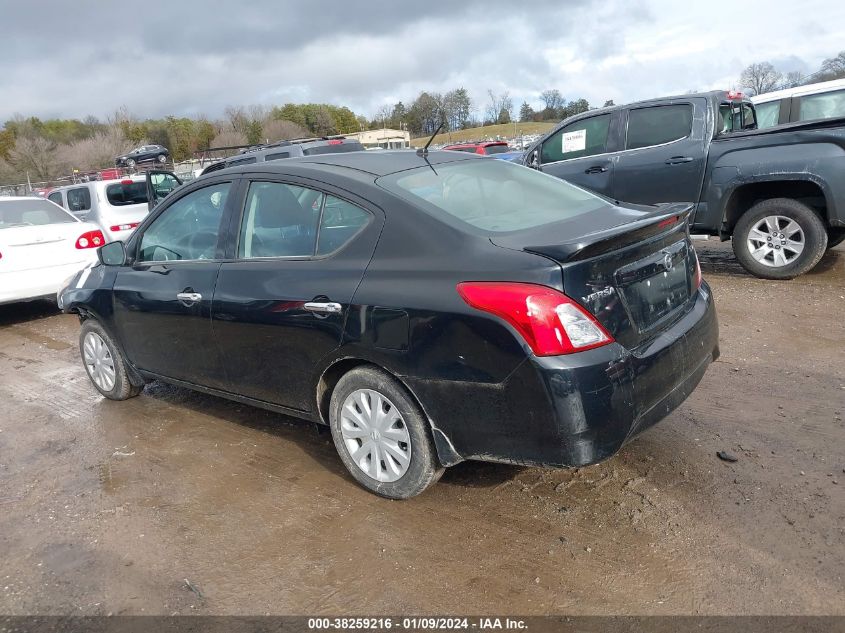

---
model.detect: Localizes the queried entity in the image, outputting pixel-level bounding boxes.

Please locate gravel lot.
[0,240,843,615]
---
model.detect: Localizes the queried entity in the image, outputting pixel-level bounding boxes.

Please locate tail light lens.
[75,230,105,249]
[456,282,613,356]
[109,222,139,232]
[693,248,702,289]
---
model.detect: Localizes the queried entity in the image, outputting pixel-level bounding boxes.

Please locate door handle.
[176,292,202,304]
[665,156,694,164]
[584,165,608,174]
[304,302,342,314]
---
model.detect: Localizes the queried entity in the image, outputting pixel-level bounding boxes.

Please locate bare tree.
[54,127,134,173]
[486,90,512,124]
[8,136,59,180]
[739,62,783,96]
[261,119,309,142]
[540,89,564,111]
[820,51,845,79]
[210,130,247,149]
[784,70,806,88]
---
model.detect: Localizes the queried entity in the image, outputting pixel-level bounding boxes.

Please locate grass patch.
[411,121,556,147]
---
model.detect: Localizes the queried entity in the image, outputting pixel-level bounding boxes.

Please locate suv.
[200,136,365,176]
[46,176,151,243]
[115,145,170,168]
[752,78,845,128]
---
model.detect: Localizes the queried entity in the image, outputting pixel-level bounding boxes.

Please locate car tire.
[329,366,444,499]
[79,319,143,401]
[731,198,828,279]
[827,229,845,249]
[126,158,136,169]
[157,154,167,163]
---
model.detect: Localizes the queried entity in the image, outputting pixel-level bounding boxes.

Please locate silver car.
[47,176,151,243]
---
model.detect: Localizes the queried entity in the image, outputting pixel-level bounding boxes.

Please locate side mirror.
[98,240,127,266]
[529,149,540,170]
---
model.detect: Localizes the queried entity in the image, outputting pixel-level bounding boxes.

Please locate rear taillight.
[75,230,105,249]
[456,282,614,356]
[109,222,139,232]
[693,248,702,289]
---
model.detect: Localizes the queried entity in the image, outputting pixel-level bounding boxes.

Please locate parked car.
[199,136,365,176]
[47,176,152,243]
[0,197,102,305]
[524,90,845,279]
[59,151,718,498]
[442,141,512,156]
[752,78,845,129]
[115,145,170,168]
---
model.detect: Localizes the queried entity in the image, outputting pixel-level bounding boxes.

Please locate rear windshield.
[303,141,364,155]
[106,181,148,206]
[378,159,607,234]
[0,199,76,228]
[445,146,477,153]
[482,144,510,155]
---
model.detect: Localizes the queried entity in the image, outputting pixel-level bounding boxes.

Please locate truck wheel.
[329,366,443,499]
[828,229,845,249]
[732,198,828,279]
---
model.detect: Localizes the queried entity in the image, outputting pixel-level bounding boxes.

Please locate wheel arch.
[720,176,831,237]
[315,356,463,467]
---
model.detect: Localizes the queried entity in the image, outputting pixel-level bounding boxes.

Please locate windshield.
[482,144,510,155]
[0,199,76,228]
[106,181,148,206]
[378,159,608,234]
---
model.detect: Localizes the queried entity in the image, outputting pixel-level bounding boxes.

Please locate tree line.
[738,50,845,96]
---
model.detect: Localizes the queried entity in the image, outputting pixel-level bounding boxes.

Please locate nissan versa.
[58,151,719,498]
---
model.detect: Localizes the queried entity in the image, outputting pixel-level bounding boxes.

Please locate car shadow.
[0,299,61,327]
[696,239,843,280]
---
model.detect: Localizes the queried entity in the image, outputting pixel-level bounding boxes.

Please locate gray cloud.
[0,0,841,123]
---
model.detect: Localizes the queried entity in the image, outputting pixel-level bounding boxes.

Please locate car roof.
[751,78,845,103]
[210,149,484,178]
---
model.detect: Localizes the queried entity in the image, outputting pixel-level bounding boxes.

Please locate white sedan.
[0,196,103,305]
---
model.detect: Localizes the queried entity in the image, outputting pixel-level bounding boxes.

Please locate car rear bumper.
[409,282,719,468]
[0,259,96,306]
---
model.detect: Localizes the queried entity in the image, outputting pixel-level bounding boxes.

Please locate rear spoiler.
[523,204,693,263]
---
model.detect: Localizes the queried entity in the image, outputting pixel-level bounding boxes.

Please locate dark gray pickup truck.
[524,91,845,278]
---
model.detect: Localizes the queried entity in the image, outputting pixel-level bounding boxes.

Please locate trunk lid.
[491,203,698,349]
[0,223,94,272]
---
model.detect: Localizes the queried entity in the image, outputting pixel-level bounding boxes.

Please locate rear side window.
[303,141,364,155]
[755,100,781,129]
[238,182,322,258]
[227,156,257,167]
[317,196,371,255]
[541,114,611,163]
[626,104,693,149]
[106,181,148,206]
[66,187,91,212]
[482,145,510,155]
[0,199,76,227]
[48,191,64,207]
[798,89,845,122]
[265,151,291,161]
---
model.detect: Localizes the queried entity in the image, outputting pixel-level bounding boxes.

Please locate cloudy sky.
[1,0,843,123]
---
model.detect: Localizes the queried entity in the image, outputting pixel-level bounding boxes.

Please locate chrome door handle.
[304,302,342,314]
[176,292,202,303]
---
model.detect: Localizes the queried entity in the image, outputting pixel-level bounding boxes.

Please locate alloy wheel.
[340,389,412,483]
[82,331,116,392]
[746,215,805,267]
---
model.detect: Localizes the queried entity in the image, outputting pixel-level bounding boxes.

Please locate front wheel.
[329,366,443,499]
[125,158,136,169]
[732,198,828,279]
[157,154,167,163]
[79,320,143,400]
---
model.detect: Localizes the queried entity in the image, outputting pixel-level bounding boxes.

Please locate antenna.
[417,123,444,157]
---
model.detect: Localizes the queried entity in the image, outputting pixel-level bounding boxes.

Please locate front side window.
[541,114,611,163]
[316,196,371,255]
[138,182,230,262]
[626,104,693,149]
[799,89,845,122]
[380,159,607,233]
[66,187,91,212]
[238,182,322,258]
[755,100,781,129]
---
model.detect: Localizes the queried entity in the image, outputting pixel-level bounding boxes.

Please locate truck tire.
[828,229,845,249]
[732,198,828,279]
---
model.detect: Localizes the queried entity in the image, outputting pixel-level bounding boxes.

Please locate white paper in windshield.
[562,129,586,153]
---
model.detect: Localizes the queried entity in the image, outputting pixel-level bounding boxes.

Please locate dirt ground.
[0,240,842,616]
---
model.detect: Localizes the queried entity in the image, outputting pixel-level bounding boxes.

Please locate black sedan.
[59,151,719,498]
[115,144,170,168]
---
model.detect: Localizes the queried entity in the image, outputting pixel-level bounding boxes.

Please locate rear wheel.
[126,158,136,169]
[732,198,827,279]
[157,154,167,163]
[79,320,142,400]
[329,366,443,499]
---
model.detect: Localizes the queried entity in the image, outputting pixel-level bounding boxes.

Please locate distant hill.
[411,121,555,146]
